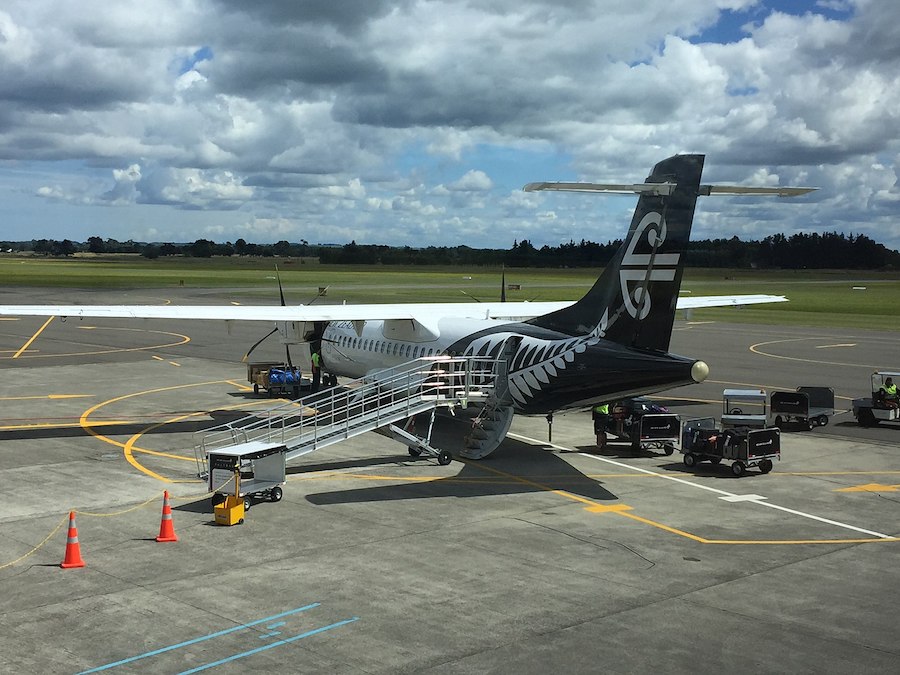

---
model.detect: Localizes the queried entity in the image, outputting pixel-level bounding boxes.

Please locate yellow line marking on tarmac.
[168,361,181,367]
[0,420,135,431]
[0,394,92,401]
[507,431,900,545]
[12,316,54,358]
[836,483,900,493]
[152,355,164,361]
[2,327,190,360]
[80,380,233,482]
[82,384,291,481]
[585,504,633,513]
[226,380,253,391]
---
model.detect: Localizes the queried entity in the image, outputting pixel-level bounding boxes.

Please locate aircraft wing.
[0,295,785,322]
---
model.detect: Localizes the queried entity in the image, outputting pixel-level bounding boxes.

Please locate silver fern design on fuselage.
[461,312,610,409]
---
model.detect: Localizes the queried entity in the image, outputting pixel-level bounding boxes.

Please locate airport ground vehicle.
[853,371,900,427]
[247,361,310,398]
[681,417,781,476]
[770,387,834,430]
[607,398,680,455]
[208,441,287,512]
[720,389,768,429]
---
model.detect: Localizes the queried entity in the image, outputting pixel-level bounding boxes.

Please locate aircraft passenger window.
[380,342,386,354]
[392,343,399,356]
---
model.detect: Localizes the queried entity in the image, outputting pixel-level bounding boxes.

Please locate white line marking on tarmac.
[508,432,893,539]
[720,494,767,502]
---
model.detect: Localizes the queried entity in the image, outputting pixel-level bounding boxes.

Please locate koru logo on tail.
[619,211,680,320]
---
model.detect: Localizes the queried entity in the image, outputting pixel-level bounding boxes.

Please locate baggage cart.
[247,361,310,398]
[608,398,679,454]
[208,441,287,511]
[681,417,780,476]
[771,386,834,429]
[721,389,767,429]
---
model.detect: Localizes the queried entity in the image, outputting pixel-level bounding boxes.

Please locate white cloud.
[1,0,900,249]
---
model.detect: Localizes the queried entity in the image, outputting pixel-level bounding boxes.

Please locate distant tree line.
[2,231,898,269]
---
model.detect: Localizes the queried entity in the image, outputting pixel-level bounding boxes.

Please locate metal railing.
[193,355,502,476]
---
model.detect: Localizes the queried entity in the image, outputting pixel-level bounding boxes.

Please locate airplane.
[0,154,814,458]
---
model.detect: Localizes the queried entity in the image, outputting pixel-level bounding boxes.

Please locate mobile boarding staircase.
[192,355,512,479]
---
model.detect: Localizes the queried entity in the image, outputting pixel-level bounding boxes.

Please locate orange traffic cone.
[155,490,178,542]
[60,511,85,568]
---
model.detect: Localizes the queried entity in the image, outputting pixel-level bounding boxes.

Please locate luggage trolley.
[208,441,287,512]
[721,389,768,429]
[608,398,680,454]
[771,386,835,430]
[681,417,781,476]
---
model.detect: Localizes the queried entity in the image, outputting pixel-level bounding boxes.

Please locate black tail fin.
[527,154,704,352]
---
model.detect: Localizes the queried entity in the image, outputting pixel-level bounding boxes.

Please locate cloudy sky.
[1,0,899,250]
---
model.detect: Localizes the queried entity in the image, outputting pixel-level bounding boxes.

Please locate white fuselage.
[320,316,515,379]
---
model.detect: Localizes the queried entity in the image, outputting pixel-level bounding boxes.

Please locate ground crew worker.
[311,348,321,393]
[878,377,898,409]
[592,403,609,448]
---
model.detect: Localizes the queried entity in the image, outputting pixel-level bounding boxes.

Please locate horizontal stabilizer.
[525,182,816,198]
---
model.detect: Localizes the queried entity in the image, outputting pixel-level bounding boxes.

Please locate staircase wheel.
[437,450,453,466]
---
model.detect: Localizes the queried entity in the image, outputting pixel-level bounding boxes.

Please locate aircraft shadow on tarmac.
[0,408,281,442]
[303,437,619,506]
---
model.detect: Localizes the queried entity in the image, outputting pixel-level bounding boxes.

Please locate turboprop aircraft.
[0,155,813,457]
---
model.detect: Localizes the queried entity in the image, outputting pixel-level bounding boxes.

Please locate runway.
[0,286,899,673]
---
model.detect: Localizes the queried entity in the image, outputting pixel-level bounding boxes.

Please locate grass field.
[1,255,897,330]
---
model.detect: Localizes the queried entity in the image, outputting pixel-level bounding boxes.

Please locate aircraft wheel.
[683,453,697,468]
[437,451,453,466]
[759,459,773,474]
[663,443,675,456]
[408,447,422,457]
[857,408,876,427]
[731,461,745,477]
[817,415,829,427]
[270,486,283,502]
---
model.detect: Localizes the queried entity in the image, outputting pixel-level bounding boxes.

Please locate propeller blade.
[304,285,329,305]
[275,265,287,306]
[242,327,279,362]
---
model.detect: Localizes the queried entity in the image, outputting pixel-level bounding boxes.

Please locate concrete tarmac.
[0,287,899,673]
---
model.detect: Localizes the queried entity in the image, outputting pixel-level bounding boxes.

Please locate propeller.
[242,265,293,365]
[459,268,508,303]
[241,270,331,365]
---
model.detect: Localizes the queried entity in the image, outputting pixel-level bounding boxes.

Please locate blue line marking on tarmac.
[177,617,360,674]
[76,603,320,674]
[259,631,282,639]
[266,622,286,629]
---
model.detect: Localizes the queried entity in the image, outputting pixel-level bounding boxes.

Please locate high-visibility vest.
[593,404,608,414]
[882,383,897,396]
[311,352,320,369]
